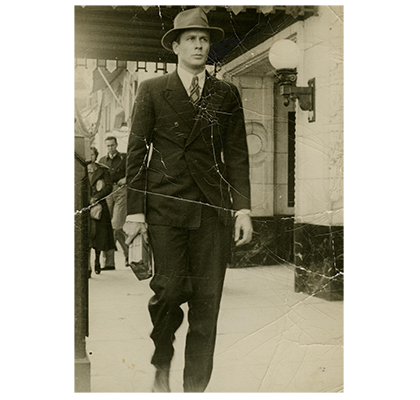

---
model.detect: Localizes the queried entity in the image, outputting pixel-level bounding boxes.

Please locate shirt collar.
[107,151,119,160]
[177,66,206,96]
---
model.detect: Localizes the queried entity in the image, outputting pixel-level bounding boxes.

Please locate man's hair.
[173,32,182,45]
[105,136,117,144]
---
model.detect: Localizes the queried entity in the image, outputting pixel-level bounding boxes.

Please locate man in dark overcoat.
[124,7,253,392]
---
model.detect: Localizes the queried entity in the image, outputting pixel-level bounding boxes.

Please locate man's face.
[106,139,117,155]
[172,29,211,73]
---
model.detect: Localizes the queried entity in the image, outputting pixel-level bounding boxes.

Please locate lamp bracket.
[275,68,315,122]
[281,79,315,111]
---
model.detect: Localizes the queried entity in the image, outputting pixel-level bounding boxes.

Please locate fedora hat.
[161,8,224,51]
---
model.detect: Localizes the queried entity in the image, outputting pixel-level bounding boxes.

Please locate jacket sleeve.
[223,83,251,211]
[126,80,155,216]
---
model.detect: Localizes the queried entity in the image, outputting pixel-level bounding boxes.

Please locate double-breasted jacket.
[126,70,251,228]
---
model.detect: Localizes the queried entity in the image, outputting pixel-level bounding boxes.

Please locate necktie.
[189,75,200,107]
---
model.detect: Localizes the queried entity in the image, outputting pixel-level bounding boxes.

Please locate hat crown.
[173,8,210,30]
[161,7,224,51]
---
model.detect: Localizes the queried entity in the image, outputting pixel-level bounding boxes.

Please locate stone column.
[293,6,344,300]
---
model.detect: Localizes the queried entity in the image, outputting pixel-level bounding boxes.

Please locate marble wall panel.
[231,215,294,267]
[294,223,344,301]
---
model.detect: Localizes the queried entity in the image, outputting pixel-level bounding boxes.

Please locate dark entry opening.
[287,111,296,208]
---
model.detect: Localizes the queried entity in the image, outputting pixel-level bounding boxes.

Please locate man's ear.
[172,41,179,55]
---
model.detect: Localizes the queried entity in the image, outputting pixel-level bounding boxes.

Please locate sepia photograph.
[74,4,343,393]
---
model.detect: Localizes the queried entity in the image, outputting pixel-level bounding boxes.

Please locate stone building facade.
[221,6,343,299]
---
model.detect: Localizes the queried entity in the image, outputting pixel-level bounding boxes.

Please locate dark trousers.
[148,205,232,392]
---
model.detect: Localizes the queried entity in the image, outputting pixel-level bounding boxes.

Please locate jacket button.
[174,122,179,127]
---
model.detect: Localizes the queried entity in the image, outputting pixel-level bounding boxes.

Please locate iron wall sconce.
[269,40,316,123]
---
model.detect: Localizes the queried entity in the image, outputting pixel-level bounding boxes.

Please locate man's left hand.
[234,213,253,246]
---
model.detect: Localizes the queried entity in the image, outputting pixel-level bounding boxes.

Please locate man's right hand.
[124,221,149,245]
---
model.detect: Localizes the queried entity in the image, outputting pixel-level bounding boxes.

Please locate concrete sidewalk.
[86,252,343,393]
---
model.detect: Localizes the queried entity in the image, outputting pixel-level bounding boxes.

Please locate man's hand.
[234,213,253,246]
[124,221,148,245]
[117,177,126,186]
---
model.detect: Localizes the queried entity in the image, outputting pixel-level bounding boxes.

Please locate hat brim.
[161,27,225,51]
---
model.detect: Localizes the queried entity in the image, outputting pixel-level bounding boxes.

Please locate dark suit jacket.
[126,70,250,228]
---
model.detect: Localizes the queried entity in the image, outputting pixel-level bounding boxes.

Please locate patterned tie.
[189,75,200,107]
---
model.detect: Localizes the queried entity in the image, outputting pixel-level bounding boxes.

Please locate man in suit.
[124,7,253,392]
[99,136,129,269]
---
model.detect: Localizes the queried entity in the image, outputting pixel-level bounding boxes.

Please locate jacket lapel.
[163,71,196,131]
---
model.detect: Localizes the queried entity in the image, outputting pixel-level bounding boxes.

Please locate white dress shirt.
[177,65,206,97]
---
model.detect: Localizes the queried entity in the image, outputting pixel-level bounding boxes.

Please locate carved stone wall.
[295,6,344,227]
[293,6,344,299]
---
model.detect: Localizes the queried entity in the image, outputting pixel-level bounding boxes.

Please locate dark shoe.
[151,366,170,392]
[125,257,130,267]
[94,263,101,274]
[101,265,115,271]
